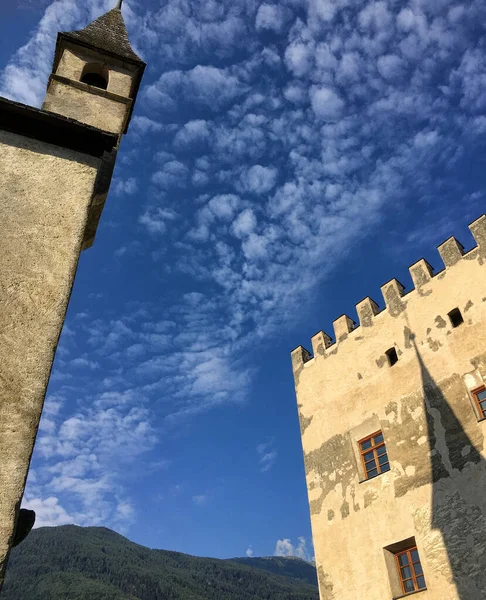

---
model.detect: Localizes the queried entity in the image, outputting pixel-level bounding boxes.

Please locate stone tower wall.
[42,45,137,136]
[0,130,101,583]
[0,4,144,589]
[292,215,486,599]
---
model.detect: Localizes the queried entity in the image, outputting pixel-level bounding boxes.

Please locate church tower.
[0,2,145,587]
[42,0,146,249]
[42,0,145,141]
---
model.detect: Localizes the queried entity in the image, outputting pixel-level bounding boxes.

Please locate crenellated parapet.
[292,214,486,373]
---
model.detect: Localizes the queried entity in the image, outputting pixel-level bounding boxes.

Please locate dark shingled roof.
[62,7,144,64]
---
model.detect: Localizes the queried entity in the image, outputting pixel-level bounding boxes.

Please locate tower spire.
[116,0,123,8]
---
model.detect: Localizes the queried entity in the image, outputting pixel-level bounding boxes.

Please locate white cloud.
[112,177,138,196]
[192,494,208,505]
[285,42,313,77]
[358,1,393,32]
[337,52,362,83]
[255,4,291,33]
[274,537,314,563]
[257,441,277,472]
[232,208,257,238]
[284,84,306,104]
[208,194,240,220]
[259,450,277,472]
[0,0,87,105]
[396,7,415,32]
[22,495,75,528]
[241,165,278,194]
[414,130,439,148]
[132,116,163,134]
[454,49,486,113]
[152,160,189,189]
[377,54,405,81]
[139,208,178,234]
[173,120,210,149]
[310,86,345,120]
[69,357,99,370]
[145,65,246,112]
[245,545,254,557]
[242,233,269,260]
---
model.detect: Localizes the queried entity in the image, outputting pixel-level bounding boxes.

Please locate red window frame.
[395,547,426,595]
[358,430,390,479]
[472,386,486,420]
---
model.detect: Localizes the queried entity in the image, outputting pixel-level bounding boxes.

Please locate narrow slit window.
[473,386,486,420]
[448,308,464,328]
[386,347,398,366]
[395,546,427,595]
[358,431,390,479]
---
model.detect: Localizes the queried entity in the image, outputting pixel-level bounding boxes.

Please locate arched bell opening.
[80,63,109,90]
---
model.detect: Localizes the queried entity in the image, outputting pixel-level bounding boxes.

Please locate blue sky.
[1,0,485,562]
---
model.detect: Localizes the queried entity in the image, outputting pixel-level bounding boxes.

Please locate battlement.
[291,214,486,373]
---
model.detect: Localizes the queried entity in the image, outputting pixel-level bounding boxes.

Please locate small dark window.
[395,546,427,594]
[80,63,108,90]
[473,386,486,420]
[358,431,390,479]
[448,308,463,328]
[81,71,108,89]
[386,347,398,366]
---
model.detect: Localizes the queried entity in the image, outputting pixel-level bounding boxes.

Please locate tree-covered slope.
[230,556,318,587]
[3,525,319,600]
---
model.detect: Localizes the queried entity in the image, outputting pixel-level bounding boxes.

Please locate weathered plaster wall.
[57,46,135,97]
[43,78,129,135]
[292,216,486,599]
[0,130,99,584]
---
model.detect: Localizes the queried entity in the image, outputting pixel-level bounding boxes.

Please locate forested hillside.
[3,525,319,600]
[230,556,317,587]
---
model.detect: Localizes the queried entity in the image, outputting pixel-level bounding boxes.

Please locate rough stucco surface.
[43,79,127,134]
[292,216,486,599]
[42,46,137,137]
[57,46,135,97]
[0,130,99,585]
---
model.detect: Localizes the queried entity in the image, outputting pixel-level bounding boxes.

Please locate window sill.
[394,589,427,599]
[358,471,391,484]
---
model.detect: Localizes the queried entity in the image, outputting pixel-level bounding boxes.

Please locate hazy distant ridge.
[3,525,318,599]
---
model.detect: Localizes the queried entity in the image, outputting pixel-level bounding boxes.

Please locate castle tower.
[0,2,145,586]
[292,215,486,598]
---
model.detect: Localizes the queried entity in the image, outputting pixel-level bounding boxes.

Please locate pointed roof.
[62,7,144,65]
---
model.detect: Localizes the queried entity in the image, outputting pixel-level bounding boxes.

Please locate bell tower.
[0,1,146,589]
[42,0,145,140]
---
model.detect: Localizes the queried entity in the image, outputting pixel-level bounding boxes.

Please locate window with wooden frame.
[358,430,390,479]
[395,546,426,594]
[473,386,486,420]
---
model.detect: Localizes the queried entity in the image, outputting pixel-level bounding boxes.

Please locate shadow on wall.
[411,334,486,598]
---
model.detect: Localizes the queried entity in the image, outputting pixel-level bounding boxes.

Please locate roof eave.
[0,97,118,157]
[54,32,146,71]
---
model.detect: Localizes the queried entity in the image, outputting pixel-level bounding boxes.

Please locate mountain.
[230,556,317,587]
[3,525,319,600]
